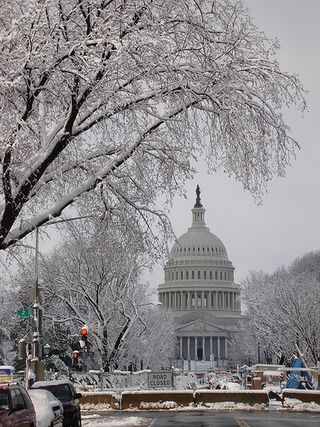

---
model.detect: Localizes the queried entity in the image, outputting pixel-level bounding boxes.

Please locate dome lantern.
[192,185,206,228]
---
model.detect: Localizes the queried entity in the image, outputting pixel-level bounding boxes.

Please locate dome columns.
[158,290,241,312]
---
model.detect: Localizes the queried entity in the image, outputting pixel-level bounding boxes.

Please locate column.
[202,337,205,360]
[225,337,228,359]
[180,337,183,359]
[201,291,204,309]
[210,337,213,356]
[188,291,192,309]
[187,337,190,360]
[195,337,198,360]
[217,337,220,359]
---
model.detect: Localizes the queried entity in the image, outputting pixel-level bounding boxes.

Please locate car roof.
[28,388,61,401]
[31,379,73,387]
[28,389,55,396]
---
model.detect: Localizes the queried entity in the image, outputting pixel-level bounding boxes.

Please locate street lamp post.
[30,227,45,382]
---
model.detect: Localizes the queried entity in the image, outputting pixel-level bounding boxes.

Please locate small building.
[158,186,242,369]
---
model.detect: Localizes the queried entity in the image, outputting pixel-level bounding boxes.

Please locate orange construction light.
[81,325,88,340]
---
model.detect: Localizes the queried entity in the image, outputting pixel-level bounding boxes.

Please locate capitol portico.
[158,186,242,369]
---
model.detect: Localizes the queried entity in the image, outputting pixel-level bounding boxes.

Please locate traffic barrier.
[80,392,120,409]
[194,390,269,406]
[79,389,270,410]
[121,390,194,409]
[282,389,320,405]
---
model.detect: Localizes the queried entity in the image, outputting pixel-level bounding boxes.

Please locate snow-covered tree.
[0,0,305,252]
[240,251,320,365]
[131,304,176,370]
[0,277,29,366]
[40,221,175,371]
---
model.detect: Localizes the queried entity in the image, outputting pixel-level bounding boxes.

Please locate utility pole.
[31,228,44,382]
[317,355,320,391]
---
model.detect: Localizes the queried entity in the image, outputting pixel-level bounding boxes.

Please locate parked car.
[0,383,36,427]
[28,388,64,427]
[31,380,81,427]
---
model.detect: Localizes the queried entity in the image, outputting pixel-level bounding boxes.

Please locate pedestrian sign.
[17,308,33,320]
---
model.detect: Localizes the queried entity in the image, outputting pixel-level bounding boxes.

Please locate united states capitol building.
[158,186,242,370]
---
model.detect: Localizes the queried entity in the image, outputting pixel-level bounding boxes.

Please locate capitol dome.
[158,185,240,315]
[171,222,229,260]
[157,186,241,368]
[170,186,228,260]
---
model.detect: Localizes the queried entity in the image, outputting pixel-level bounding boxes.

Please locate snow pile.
[82,414,150,426]
[283,398,320,412]
[138,400,267,411]
[174,373,198,390]
[81,402,112,411]
[216,381,242,390]
[140,400,177,410]
[197,402,267,411]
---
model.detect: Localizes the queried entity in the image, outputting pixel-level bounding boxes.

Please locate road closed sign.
[148,372,173,389]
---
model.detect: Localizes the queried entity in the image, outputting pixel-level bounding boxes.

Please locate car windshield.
[40,384,72,402]
[0,391,9,410]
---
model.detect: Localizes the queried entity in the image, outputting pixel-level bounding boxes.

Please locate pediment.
[175,319,228,334]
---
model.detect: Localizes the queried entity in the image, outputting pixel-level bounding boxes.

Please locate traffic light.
[80,325,88,341]
[72,350,79,365]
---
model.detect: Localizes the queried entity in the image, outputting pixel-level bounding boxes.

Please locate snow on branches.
[0,0,306,250]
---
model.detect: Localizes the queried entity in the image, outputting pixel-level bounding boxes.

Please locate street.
[82,411,320,426]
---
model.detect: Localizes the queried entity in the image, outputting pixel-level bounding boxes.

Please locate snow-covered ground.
[82,414,151,427]
[27,392,320,427]
[80,399,320,427]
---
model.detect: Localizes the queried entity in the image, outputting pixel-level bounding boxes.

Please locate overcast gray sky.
[154,0,320,286]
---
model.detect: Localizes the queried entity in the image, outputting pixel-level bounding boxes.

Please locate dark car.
[0,383,36,427]
[31,380,81,427]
